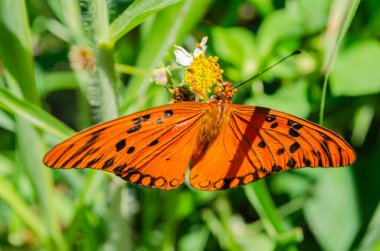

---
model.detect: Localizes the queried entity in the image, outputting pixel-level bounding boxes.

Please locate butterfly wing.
[44,102,205,190]
[190,104,356,191]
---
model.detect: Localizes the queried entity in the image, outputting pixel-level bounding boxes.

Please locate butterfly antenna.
[233,50,301,89]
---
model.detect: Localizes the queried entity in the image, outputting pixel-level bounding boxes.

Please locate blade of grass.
[0,1,66,249]
[319,0,360,124]
[108,0,183,44]
[0,176,48,244]
[0,108,14,131]
[202,208,240,251]
[214,196,242,251]
[357,201,380,251]
[0,88,75,140]
[0,0,39,105]
[15,118,67,250]
[244,181,301,250]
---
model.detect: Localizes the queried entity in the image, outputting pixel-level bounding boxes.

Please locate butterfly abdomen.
[191,102,231,159]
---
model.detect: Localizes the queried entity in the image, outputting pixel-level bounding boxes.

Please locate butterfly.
[43,80,356,191]
[44,37,356,191]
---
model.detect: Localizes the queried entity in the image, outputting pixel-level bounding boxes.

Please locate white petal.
[194,36,208,57]
[174,45,193,66]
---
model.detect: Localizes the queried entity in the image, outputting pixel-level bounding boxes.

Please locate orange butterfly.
[43,38,356,191]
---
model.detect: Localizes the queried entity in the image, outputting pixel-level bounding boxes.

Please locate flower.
[152,65,170,86]
[174,36,208,66]
[68,46,95,70]
[174,37,224,99]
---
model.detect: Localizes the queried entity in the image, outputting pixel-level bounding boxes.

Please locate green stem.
[319,76,328,125]
[244,180,300,250]
[91,0,119,121]
[319,0,361,125]
[96,41,119,120]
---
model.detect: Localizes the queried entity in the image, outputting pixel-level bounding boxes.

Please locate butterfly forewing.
[233,105,355,167]
[189,104,356,191]
[44,102,205,190]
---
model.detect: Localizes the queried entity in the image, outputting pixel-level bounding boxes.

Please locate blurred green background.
[0,0,379,250]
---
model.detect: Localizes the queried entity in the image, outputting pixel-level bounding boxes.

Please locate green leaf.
[247,0,274,17]
[211,27,259,80]
[330,40,380,96]
[0,0,39,104]
[256,9,303,58]
[0,88,74,141]
[108,0,183,44]
[303,167,360,251]
[246,79,311,118]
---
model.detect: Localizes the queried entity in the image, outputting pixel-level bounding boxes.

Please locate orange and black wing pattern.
[44,102,205,190]
[190,104,355,191]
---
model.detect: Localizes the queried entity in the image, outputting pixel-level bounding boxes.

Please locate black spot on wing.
[127,124,141,134]
[133,117,141,125]
[87,155,103,167]
[290,142,301,153]
[141,114,150,121]
[270,122,279,129]
[258,141,266,148]
[164,110,173,118]
[272,165,282,172]
[303,157,311,166]
[103,157,115,169]
[266,115,276,122]
[287,157,296,168]
[148,139,159,147]
[277,148,285,155]
[289,128,300,137]
[287,119,303,130]
[116,139,126,152]
[127,146,135,154]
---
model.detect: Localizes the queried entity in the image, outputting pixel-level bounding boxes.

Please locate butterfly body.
[197,100,231,146]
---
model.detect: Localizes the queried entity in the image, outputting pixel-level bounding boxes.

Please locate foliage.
[0,0,379,250]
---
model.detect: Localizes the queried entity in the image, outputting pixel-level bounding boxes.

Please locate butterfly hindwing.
[44,102,205,190]
[189,104,356,191]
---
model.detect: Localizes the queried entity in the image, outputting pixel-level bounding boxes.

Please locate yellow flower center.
[183,53,224,99]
